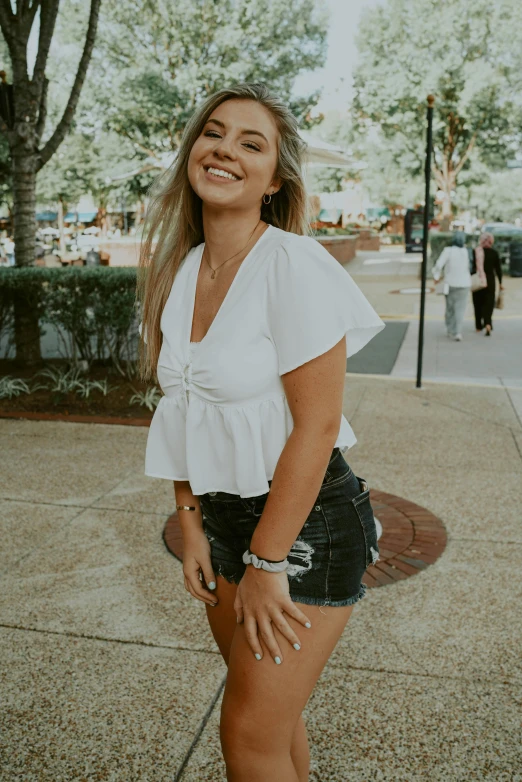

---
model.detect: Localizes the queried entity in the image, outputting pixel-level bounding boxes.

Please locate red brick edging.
[0,409,151,426]
[163,490,447,588]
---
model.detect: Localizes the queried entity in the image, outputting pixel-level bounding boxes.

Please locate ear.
[268,174,283,196]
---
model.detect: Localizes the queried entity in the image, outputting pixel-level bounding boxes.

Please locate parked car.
[482,222,522,236]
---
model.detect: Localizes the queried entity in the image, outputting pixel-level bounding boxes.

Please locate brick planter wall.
[316,235,357,264]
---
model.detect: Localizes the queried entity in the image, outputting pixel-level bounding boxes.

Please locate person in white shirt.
[137,83,384,780]
[432,231,471,341]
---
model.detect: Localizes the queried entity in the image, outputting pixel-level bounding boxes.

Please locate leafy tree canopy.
[353,0,522,217]
[91,0,328,162]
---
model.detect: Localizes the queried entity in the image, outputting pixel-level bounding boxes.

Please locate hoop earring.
[262,193,272,205]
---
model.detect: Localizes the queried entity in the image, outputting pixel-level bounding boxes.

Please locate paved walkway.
[2,376,521,779]
[350,250,522,385]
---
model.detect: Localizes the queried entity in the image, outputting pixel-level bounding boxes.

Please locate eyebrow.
[205,118,269,144]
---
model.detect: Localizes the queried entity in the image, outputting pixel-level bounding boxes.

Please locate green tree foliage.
[353,0,522,220]
[90,0,328,171]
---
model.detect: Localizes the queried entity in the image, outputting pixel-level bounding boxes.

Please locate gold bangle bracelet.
[176,505,197,511]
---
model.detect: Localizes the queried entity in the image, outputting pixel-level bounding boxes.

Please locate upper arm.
[281,335,347,434]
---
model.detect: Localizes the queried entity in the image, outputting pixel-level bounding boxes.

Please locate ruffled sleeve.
[266,235,385,375]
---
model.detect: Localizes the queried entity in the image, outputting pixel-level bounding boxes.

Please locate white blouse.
[140,225,384,498]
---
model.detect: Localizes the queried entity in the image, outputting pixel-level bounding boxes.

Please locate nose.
[212,134,236,160]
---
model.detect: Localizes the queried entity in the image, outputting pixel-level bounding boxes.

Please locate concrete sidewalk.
[1,375,521,780]
[351,259,522,384]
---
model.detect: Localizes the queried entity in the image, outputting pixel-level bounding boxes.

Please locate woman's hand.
[235,565,312,663]
[182,527,218,608]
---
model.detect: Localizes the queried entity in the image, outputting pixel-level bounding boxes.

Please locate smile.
[204,166,241,182]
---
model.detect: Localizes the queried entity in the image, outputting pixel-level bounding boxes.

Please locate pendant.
[211,270,216,279]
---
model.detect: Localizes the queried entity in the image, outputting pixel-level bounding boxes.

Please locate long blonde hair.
[137,82,309,381]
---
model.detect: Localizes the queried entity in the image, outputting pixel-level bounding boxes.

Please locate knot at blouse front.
[141,225,385,498]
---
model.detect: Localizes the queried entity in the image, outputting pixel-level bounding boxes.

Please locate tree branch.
[37,0,101,171]
[17,0,29,18]
[32,0,59,92]
[35,75,48,142]
[23,0,41,38]
[0,0,15,47]
[454,132,477,178]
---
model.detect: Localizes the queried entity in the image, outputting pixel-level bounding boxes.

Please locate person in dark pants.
[472,232,504,336]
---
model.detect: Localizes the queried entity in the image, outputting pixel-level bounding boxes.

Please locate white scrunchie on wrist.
[242,549,289,573]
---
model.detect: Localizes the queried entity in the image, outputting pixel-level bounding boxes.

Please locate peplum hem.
[144,391,357,498]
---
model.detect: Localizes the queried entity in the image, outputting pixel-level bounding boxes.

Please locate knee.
[220,705,261,759]
[220,699,291,761]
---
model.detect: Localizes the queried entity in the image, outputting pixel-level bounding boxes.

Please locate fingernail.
[255,653,262,660]
[274,656,281,664]
[305,622,311,628]
[236,616,240,623]
[210,603,217,607]
[293,643,301,651]
[208,581,216,590]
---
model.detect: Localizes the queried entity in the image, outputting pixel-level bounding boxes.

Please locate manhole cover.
[163,491,447,589]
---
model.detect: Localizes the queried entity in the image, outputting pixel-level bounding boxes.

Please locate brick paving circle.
[362,490,447,588]
[163,490,447,588]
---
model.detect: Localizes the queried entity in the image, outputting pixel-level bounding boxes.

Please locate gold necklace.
[203,219,263,279]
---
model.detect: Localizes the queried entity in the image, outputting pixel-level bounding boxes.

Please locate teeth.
[207,166,239,181]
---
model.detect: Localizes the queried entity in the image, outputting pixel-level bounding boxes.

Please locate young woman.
[138,83,384,782]
[431,231,471,341]
[472,232,504,336]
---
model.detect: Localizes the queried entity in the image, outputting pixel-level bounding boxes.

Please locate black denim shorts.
[198,448,379,608]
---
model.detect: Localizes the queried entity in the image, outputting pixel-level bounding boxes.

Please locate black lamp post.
[416,95,435,389]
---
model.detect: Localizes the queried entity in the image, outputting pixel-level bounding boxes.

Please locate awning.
[36,211,58,221]
[300,131,353,168]
[64,211,98,223]
[366,207,391,219]
[318,208,343,223]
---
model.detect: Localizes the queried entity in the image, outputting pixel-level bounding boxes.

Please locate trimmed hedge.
[0,267,140,370]
[381,233,404,245]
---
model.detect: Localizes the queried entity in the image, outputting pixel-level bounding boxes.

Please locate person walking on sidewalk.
[472,232,504,336]
[137,83,384,781]
[432,230,471,341]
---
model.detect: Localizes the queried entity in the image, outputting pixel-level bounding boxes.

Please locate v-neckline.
[187,224,272,348]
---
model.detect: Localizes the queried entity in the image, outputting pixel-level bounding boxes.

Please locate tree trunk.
[12,152,41,363]
[433,161,455,231]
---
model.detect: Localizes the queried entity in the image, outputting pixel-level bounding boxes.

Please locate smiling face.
[187,99,281,213]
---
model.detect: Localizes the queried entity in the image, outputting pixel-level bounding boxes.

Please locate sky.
[293,0,382,113]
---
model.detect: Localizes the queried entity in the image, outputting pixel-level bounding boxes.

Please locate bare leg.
[205,576,311,781]
[207,577,354,781]
[291,715,310,782]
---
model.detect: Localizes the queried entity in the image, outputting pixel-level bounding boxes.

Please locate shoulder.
[268,228,343,275]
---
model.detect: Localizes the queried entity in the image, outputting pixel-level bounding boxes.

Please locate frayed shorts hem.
[213,569,368,608]
[290,583,367,608]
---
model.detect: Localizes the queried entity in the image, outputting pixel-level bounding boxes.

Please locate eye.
[243,142,261,151]
[204,130,221,139]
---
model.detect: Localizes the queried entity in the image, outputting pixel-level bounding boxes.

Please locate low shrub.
[0,267,140,372]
